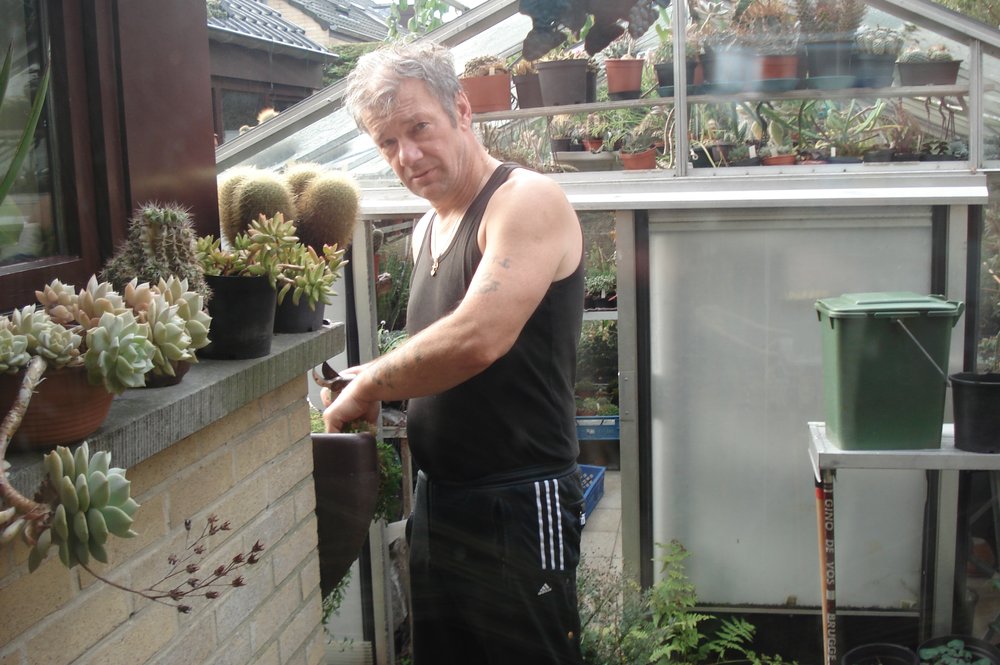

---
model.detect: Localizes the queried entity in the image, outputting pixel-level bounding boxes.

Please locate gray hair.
[344,41,462,134]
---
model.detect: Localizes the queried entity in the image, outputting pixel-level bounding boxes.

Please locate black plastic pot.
[854,53,896,88]
[951,373,1000,453]
[537,59,589,106]
[274,296,326,333]
[201,274,276,359]
[312,432,379,596]
[654,60,698,88]
[513,73,543,109]
[806,39,855,78]
[841,643,918,665]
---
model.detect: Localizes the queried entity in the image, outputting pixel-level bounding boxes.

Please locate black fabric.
[408,470,585,664]
[406,162,584,483]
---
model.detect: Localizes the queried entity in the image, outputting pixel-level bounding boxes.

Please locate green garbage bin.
[815,292,964,450]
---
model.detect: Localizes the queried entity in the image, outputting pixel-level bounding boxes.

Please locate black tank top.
[405,163,584,483]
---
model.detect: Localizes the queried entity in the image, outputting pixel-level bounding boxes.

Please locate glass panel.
[221,89,270,143]
[0,0,59,269]
[986,53,1000,166]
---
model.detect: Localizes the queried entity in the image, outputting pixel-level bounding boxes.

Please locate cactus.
[100,202,209,302]
[218,168,296,244]
[28,441,139,571]
[284,162,323,200]
[898,45,952,63]
[796,0,865,37]
[294,170,361,252]
[462,55,509,77]
[855,26,904,57]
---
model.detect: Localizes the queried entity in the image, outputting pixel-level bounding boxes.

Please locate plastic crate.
[576,415,620,440]
[579,464,606,524]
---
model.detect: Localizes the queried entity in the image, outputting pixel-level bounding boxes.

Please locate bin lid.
[815,292,964,318]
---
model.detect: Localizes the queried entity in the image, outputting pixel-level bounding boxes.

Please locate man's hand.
[322,378,379,433]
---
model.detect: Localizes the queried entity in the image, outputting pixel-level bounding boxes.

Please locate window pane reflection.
[1,0,58,269]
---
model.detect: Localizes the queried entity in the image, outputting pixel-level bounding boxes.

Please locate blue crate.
[576,415,620,440]
[579,464,606,524]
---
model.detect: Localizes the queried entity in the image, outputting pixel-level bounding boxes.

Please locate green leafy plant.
[918,639,990,665]
[579,540,793,665]
[1,43,50,207]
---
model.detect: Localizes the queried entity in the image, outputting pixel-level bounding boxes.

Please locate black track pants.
[408,468,585,664]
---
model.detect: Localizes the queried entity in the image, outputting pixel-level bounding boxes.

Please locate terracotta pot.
[604,58,645,99]
[0,365,114,449]
[762,154,797,166]
[582,137,604,152]
[620,148,657,170]
[460,73,511,113]
[143,359,192,388]
[312,432,379,596]
[757,54,798,80]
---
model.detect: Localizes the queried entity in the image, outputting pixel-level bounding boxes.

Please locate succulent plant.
[34,279,78,326]
[0,328,30,374]
[855,26,904,57]
[293,169,361,252]
[795,0,866,38]
[898,44,954,63]
[284,162,323,200]
[33,321,83,369]
[27,441,138,571]
[124,279,194,378]
[156,276,211,352]
[100,202,209,302]
[75,276,127,331]
[217,167,296,244]
[462,55,509,77]
[84,310,156,395]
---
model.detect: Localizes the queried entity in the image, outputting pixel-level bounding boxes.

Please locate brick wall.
[0,376,325,665]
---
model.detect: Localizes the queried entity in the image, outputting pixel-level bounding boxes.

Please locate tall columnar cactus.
[294,170,361,252]
[100,202,209,302]
[218,168,296,245]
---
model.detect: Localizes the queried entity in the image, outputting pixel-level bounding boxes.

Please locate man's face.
[364,78,468,203]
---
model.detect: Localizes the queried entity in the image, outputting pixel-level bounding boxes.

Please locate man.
[325,41,585,664]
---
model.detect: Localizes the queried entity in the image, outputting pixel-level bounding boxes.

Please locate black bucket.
[841,643,917,665]
[951,372,1000,453]
[274,296,326,333]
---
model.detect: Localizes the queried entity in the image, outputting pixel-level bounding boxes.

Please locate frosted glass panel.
[649,207,935,608]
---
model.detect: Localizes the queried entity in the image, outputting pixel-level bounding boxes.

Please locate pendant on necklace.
[430,257,439,276]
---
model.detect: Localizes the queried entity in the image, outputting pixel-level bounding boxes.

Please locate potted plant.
[217,166,296,246]
[727,143,763,167]
[897,44,962,86]
[619,111,665,170]
[796,0,866,83]
[548,114,582,153]
[950,284,1000,452]
[119,277,212,387]
[601,33,644,100]
[511,58,543,109]
[536,45,591,107]
[917,636,1000,665]
[195,215,288,359]
[583,112,610,152]
[854,25,904,88]
[0,276,158,448]
[842,643,918,665]
[285,163,361,253]
[459,54,511,113]
[736,0,800,90]
[647,15,700,92]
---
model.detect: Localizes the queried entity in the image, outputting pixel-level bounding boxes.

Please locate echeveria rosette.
[0,327,30,374]
[75,276,127,331]
[29,441,139,571]
[157,276,211,352]
[35,279,79,326]
[84,311,156,394]
[33,323,83,369]
[145,293,193,377]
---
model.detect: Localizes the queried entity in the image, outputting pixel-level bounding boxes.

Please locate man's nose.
[398,139,422,167]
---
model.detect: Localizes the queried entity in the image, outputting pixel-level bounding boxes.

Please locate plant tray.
[576,415,620,440]
[579,464,606,523]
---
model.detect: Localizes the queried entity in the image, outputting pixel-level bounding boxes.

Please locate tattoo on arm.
[476,273,501,294]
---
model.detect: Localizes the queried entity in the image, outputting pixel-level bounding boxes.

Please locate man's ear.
[455,90,473,128]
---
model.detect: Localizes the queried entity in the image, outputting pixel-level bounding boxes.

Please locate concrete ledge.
[7,322,346,495]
